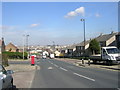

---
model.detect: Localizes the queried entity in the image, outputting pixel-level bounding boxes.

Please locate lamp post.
[26,35,30,59]
[26,35,29,51]
[53,41,55,52]
[23,35,25,60]
[23,34,30,60]
[80,19,86,55]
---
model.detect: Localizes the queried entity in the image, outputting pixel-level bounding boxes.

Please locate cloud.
[64,7,85,18]
[30,24,39,27]
[65,11,77,18]
[75,7,85,16]
[95,13,101,17]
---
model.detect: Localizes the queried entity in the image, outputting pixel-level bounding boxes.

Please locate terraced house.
[61,32,119,57]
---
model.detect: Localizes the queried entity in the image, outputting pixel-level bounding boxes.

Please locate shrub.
[2,51,28,59]
[89,39,100,54]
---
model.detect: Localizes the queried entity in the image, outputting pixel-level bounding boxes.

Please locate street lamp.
[26,35,30,59]
[80,19,86,55]
[23,35,25,60]
[26,35,29,51]
[52,41,55,52]
[23,34,30,60]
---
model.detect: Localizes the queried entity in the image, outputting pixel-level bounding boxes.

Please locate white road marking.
[73,73,95,82]
[54,64,59,67]
[60,67,68,71]
[117,88,120,90]
[51,63,53,64]
[48,67,53,70]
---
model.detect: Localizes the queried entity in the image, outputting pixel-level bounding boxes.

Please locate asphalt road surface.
[31,58,119,88]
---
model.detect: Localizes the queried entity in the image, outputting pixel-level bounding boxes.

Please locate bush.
[89,39,100,54]
[2,51,28,59]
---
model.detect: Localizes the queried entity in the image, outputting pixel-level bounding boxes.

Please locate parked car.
[0,64,14,89]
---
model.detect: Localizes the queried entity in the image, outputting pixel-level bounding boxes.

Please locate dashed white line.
[60,67,68,71]
[73,73,95,82]
[54,64,59,67]
[51,63,53,64]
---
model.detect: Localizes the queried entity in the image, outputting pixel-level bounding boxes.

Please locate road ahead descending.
[31,58,118,88]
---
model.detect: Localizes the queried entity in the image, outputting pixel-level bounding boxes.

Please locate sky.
[1,2,118,46]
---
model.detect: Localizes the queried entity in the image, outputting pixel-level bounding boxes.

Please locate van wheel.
[106,60,112,66]
[93,60,96,64]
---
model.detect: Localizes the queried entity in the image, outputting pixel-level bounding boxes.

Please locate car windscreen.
[106,48,120,54]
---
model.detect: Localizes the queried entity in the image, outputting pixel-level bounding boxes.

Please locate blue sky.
[2,2,118,46]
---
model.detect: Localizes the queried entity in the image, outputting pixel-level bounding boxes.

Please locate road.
[31,58,119,88]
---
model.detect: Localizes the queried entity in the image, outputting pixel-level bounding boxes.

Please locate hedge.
[2,51,28,59]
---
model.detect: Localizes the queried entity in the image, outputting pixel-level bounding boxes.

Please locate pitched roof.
[117,32,120,35]
[6,43,18,49]
[59,32,118,51]
[67,44,77,49]
[95,32,117,42]
[76,40,90,47]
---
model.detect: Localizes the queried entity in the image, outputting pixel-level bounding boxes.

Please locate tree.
[89,39,100,55]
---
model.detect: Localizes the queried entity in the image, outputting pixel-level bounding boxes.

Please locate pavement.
[55,58,120,71]
[5,59,40,88]
[31,58,119,88]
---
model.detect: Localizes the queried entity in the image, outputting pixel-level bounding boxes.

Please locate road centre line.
[51,63,53,64]
[60,67,68,71]
[73,73,95,82]
[54,64,59,67]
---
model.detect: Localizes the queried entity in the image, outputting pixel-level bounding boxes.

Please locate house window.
[80,46,82,50]
[100,42,103,47]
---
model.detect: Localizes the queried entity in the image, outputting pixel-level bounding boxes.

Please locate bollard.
[82,59,84,64]
[88,59,90,66]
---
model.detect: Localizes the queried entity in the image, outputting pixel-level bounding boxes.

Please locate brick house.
[5,43,19,52]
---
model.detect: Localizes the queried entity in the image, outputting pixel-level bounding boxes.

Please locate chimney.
[99,33,103,37]
[111,31,114,34]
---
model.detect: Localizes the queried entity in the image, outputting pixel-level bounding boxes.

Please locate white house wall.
[106,35,116,46]
[85,43,89,50]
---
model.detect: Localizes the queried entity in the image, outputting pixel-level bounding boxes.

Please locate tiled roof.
[6,43,18,49]
[76,40,90,47]
[95,33,117,42]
